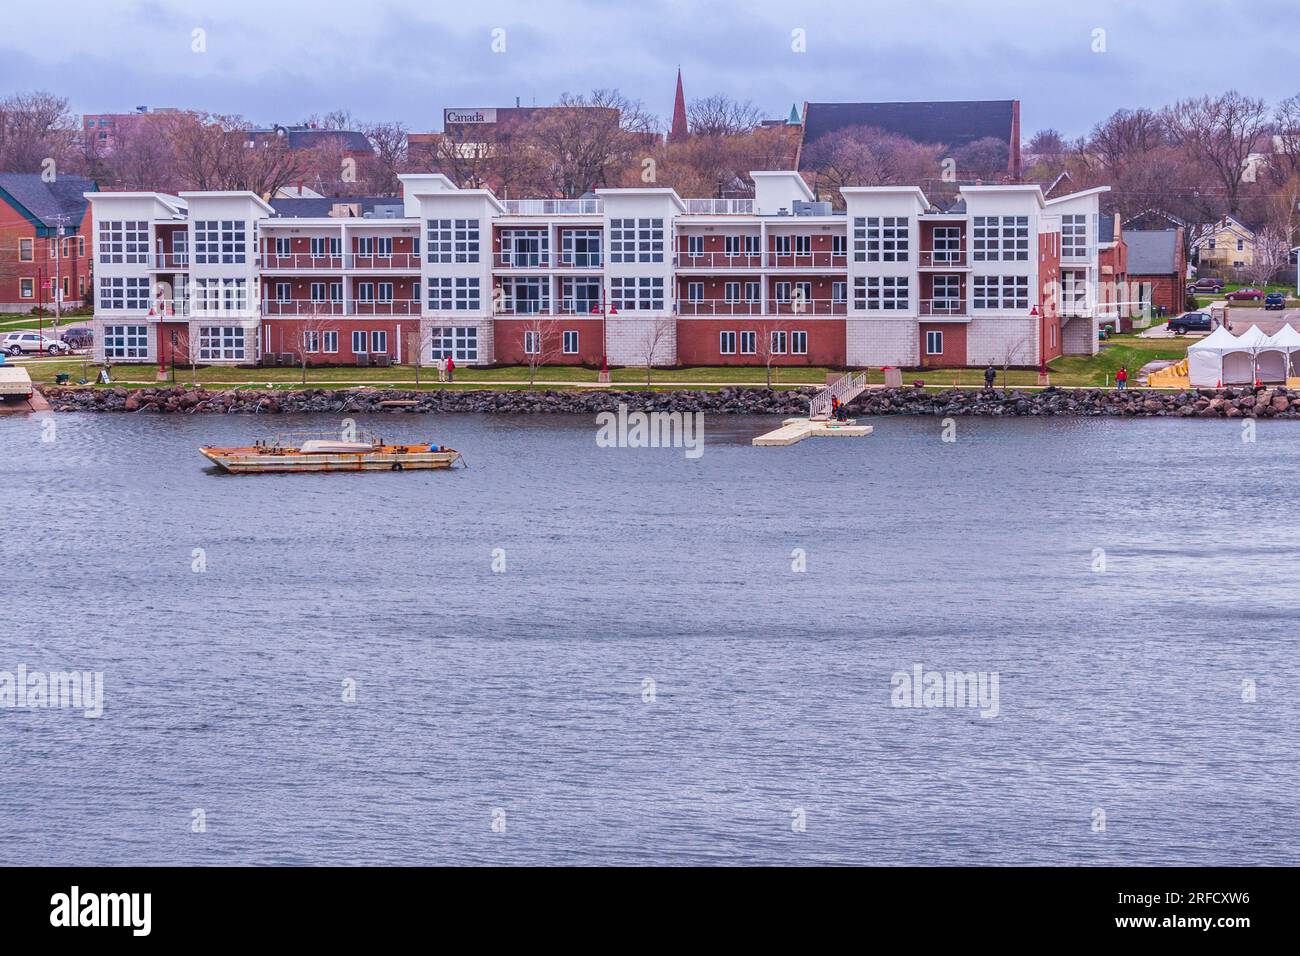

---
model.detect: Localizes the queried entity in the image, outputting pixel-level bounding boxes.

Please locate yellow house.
[1192,216,1256,273]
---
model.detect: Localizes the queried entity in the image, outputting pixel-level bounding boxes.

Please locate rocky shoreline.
[36,384,1300,418]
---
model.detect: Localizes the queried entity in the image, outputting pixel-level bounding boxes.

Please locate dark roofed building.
[798,99,1021,178]
[245,126,373,155]
[0,173,98,310]
[1125,228,1186,318]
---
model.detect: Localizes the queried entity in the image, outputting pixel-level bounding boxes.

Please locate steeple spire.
[668,67,688,144]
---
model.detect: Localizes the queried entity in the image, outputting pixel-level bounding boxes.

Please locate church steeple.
[668,68,688,144]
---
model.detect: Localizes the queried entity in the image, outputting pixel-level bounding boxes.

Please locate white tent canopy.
[1188,323,1300,386]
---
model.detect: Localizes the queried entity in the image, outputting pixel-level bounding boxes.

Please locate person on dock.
[446,354,455,383]
[984,365,996,389]
[437,356,447,383]
[831,395,841,420]
[1116,366,1128,391]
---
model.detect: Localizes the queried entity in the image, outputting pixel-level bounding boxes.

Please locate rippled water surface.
[1,411,1297,865]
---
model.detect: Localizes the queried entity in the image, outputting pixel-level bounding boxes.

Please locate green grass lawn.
[20,337,1193,392]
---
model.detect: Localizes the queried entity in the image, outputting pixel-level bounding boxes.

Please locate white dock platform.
[752,418,874,446]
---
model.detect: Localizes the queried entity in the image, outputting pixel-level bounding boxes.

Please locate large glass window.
[611,277,664,311]
[430,326,479,362]
[193,220,247,265]
[103,324,148,359]
[198,326,247,361]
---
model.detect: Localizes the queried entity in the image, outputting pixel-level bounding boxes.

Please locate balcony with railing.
[261,299,345,316]
[682,198,755,215]
[769,299,848,316]
[349,298,422,316]
[500,198,603,216]
[918,298,968,317]
[766,251,848,269]
[673,251,764,269]
[346,253,422,270]
[676,300,763,316]
[553,252,603,269]
[919,250,969,268]
[151,252,190,270]
[493,252,551,269]
[261,253,345,270]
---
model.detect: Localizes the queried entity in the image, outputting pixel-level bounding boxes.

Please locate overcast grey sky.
[7,0,1299,137]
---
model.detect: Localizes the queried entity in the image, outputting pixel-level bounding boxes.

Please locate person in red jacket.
[1116,366,1128,391]
[446,354,455,383]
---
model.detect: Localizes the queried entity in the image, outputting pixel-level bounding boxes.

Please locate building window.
[428,277,481,311]
[562,330,579,354]
[770,330,787,354]
[377,282,393,303]
[724,235,759,258]
[356,236,375,257]
[501,228,548,267]
[310,282,326,303]
[523,330,540,355]
[1061,214,1088,258]
[499,277,547,314]
[686,235,704,258]
[430,326,479,362]
[739,331,756,354]
[724,282,741,304]
[686,281,704,303]
[561,229,601,267]
[274,237,292,257]
[193,278,249,314]
[973,275,1029,310]
[97,221,148,264]
[775,281,791,303]
[322,331,338,353]
[99,276,151,310]
[310,236,340,259]
[371,330,388,354]
[854,216,909,262]
[611,276,664,311]
[610,218,663,263]
[198,326,246,361]
[791,331,808,354]
[832,234,846,257]
[103,325,148,359]
[426,219,479,263]
[304,330,320,353]
[193,220,247,265]
[19,278,34,298]
[352,331,368,354]
[357,282,374,303]
[1236,238,1245,252]
[562,276,601,314]
[773,235,791,256]
[855,276,909,311]
[925,330,944,355]
[744,281,760,303]
[973,216,1028,262]
[832,281,847,304]
[719,331,736,354]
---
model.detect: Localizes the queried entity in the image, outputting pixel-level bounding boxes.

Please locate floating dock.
[753,417,874,446]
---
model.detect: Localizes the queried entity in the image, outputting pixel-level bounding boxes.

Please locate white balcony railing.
[500,198,602,215]
[674,252,764,269]
[152,253,189,269]
[676,300,763,316]
[683,199,755,215]
[918,298,968,317]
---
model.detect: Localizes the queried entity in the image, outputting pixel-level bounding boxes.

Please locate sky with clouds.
[6,0,1299,138]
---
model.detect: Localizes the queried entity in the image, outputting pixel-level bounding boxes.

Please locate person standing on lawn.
[1116,366,1128,390]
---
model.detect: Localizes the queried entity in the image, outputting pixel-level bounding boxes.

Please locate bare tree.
[687,95,761,137]
[638,317,674,387]
[954,136,1011,177]
[1088,108,1165,176]
[362,121,408,196]
[1243,224,1289,287]
[296,307,338,386]
[754,320,793,389]
[1163,91,1270,214]
[403,327,427,386]
[520,314,563,386]
[999,335,1032,390]
[0,90,79,172]
[801,125,945,203]
[529,89,658,197]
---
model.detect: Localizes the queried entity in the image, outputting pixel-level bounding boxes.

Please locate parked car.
[1187,277,1225,294]
[60,327,93,347]
[1225,287,1265,301]
[1168,312,1214,334]
[1,332,73,355]
[1264,292,1286,310]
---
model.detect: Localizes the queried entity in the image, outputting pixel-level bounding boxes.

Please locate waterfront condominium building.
[83,171,1128,370]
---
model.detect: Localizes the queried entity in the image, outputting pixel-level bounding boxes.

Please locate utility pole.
[52,217,68,335]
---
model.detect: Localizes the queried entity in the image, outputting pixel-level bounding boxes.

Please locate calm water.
[1,410,1297,866]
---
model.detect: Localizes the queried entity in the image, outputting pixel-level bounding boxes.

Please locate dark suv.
[60,327,93,348]
[1264,292,1286,310]
[1168,312,1214,334]
[1187,277,1225,294]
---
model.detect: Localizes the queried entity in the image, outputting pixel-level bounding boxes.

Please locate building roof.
[245,127,372,153]
[0,173,97,233]
[1126,230,1181,275]
[269,197,402,218]
[801,100,1017,153]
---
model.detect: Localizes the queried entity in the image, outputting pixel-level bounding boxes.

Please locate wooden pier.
[753,417,874,446]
